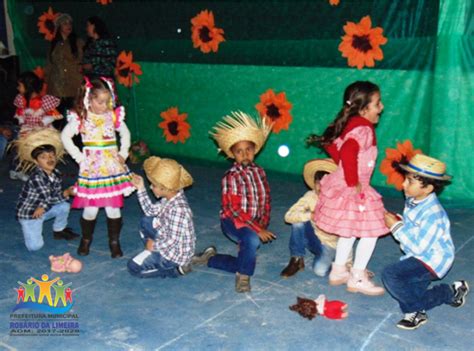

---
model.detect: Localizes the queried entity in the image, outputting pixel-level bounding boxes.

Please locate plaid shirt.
[16,168,67,220]
[221,162,271,233]
[391,193,454,278]
[137,189,195,266]
[14,95,60,131]
[83,38,118,78]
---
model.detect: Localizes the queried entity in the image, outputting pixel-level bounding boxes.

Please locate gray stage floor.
[0,157,472,350]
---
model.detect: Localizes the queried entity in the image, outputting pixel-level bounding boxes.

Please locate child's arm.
[61,113,84,164]
[284,192,314,224]
[115,107,131,161]
[260,169,271,229]
[13,95,26,124]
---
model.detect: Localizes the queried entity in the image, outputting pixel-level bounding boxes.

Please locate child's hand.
[32,207,45,219]
[384,212,401,229]
[131,173,145,190]
[257,229,277,243]
[145,239,154,251]
[63,186,76,198]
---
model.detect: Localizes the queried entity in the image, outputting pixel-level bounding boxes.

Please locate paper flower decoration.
[329,0,340,5]
[97,0,112,5]
[191,10,225,53]
[37,7,58,41]
[338,15,387,69]
[255,89,293,133]
[115,51,143,87]
[33,66,48,95]
[129,140,150,164]
[158,107,191,144]
[380,140,422,190]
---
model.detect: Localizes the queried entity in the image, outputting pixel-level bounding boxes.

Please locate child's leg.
[281,221,312,278]
[353,237,377,270]
[329,237,355,285]
[19,218,44,251]
[139,215,157,244]
[127,250,178,278]
[105,207,123,258]
[47,202,70,232]
[78,206,99,256]
[382,257,453,313]
[313,245,336,277]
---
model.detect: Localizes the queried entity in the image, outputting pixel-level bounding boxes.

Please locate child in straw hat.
[127,157,196,278]
[383,154,469,330]
[281,158,352,278]
[15,129,78,251]
[192,111,275,293]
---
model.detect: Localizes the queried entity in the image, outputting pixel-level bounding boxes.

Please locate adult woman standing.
[82,16,118,80]
[44,13,84,128]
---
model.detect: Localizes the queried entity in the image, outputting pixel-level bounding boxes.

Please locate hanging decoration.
[255,89,293,134]
[338,15,387,69]
[329,0,340,5]
[129,140,150,164]
[158,107,191,144]
[115,51,143,87]
[97,0,112,5]
[37,7,58,41]
[33,66,48,95]
[380,140,422,190]
[191,10,225,53]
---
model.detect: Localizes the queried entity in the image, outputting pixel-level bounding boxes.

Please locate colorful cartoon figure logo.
[13,274,74,313]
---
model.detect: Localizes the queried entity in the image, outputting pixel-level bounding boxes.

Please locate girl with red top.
[307,81,387,296]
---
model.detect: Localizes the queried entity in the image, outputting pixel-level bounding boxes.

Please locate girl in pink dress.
[309,81,387,296]
[61,77,134,258]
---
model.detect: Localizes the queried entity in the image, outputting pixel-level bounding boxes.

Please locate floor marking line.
[359,312,393,351]
[455,235,474,254]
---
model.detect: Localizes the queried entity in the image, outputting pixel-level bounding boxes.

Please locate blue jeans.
[18,202,70,251]
[289,221,335,277]
[382,257,454,313]
[0,135,7,161]
[127,216,178,278]
[207,217,261,276]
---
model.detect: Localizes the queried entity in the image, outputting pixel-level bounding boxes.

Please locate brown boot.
[280,257,305,278]
[107,217,123,258]
[235,273,251,293]
[78,218,96,256]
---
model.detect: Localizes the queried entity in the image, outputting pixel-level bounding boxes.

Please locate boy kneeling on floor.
[128,157,195,278]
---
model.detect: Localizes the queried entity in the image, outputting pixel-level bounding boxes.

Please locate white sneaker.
[9,170,29,182]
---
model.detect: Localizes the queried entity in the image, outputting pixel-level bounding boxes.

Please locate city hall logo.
[10,274,79,336]
[13,274,74,313]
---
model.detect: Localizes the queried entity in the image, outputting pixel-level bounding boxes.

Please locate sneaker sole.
[453,281,470,308]
[347,286,385,296]
[396,319,428,330]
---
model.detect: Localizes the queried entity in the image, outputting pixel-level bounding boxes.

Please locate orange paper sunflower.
[191,10,225,53]
[115,51,143,87]
[329,0,340,5]
[37,7,58,41]
[97,0,112,4]
[338,15,387,69]
[158,107,191,144]
[380,140,422,190]
[255,89,293,134]
[33,66,48,95]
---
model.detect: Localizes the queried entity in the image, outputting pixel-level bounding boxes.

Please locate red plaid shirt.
[221,162,271,233]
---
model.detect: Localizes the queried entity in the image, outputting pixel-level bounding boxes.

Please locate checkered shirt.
[16,168,67,220]
[137,189,195,266]
[221,162,271,233]
[14,94,60,129]
[391,193,454,278]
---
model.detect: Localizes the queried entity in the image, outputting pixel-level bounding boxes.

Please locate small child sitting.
[128,157,196,278]
[383,154,469,330]
[15,129,78,251]
[281,159,349,278]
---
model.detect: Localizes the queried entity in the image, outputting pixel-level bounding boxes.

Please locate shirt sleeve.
[285,191,314,224]
[137,189,162,216]
[339,138,359,187]
[41,95,61,112]
[259,168,271,229]
[393,215,441,257]
[61,112,84,164]
[115,107,131,160]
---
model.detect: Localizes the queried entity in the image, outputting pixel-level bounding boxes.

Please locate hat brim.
[399,164,452,181]
[303,159,337,189]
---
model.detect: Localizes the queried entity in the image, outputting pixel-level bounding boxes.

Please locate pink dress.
[67,107,134,208]
[315,124,387,238]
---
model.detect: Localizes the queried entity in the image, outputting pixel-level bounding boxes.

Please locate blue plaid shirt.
[137,189,195,266]
[16,168,67,220]
[391,193,454,278]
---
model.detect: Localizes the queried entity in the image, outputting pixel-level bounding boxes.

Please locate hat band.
[406,162,445,178]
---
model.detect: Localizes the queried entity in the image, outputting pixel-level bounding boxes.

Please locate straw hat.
[15,128,65,172]
[143,157,193,191]
[210,111,272,159]
[303,158,337,189]
[399,154,451,181]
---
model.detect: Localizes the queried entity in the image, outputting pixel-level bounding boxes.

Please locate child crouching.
[128,157,196,278]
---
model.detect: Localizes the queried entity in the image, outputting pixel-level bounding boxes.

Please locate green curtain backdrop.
[7,0,473,205]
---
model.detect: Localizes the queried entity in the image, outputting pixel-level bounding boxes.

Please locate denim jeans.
[382,257,454,313]
[0,135,7,161]
[289,221,335,277]
[18,201,70,251]
[207,217,261,276]
[127,215,178,278]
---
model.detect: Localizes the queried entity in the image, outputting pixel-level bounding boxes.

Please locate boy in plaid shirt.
[192,111,275,293]
[16,129,78,251]
[128,157,195,278]
[383,154,469,330]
